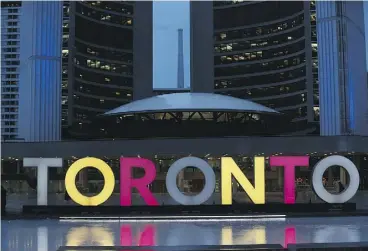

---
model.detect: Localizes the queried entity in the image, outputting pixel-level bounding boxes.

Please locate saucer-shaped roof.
[104,92,279,116]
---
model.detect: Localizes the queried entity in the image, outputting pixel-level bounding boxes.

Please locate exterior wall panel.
[18,1,62,142]
[2,136,367,158]
[317,1,368,136]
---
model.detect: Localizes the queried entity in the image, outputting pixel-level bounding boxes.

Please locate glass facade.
[67,1,134,129]
[213,1,316,133]
[310,0,319,122]
[62,2,70,129]
[1,1,21,140]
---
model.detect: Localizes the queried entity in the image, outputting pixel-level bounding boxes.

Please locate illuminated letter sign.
[120,157,158,206]
[270,156,309,204]
[24,154,361,206]
[65,157,115,206]
[312,155,360,203]
[221,157,265,204]
[23,158,63,205]
[166,157,216,205]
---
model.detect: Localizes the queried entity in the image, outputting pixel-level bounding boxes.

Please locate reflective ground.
[2,217,368,251]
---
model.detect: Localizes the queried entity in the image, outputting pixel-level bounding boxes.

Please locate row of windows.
[2,128,17,133]
[83,1,133,15]
[3,48,18,53]
[310,1,319,112]
[3,34,19,40]
[73,94,128,111]
[75,68,133,88]
[214,1,303,29]
[214,28,304,53]
[75,15,133,50]
[75,56,133,75]
[4,41,19,46]
[215,54,305,77]
[74,82,132,100]
[215,67,305,89]
[2,60,19,66]
[283,106,308,119]
[219,80,306,99]
[2,87,18,93]
[76,3,133,27]
[2,68,17,73]
[73,107,108,122]
[61,1,69,130]
[4,28,19,33]
[214,14,304,42]
[3,54,19,59]
[62,34,69,47]
[75,40,133,63]
[2,100,18,106]
[74,111,90,121]
[61,80,67,91]
[2,107,18,113]
[1,114,17,119]
[2,121,16,126]
[2,74,18,79]
[215,41,305,65]
[1,81,17,86]
[3,8,19,13]
[224,92,308,109]
[6,21,18,26]
[2,94,18,99]
[4,15,19,20]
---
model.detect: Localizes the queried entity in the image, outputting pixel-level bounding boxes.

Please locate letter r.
[120,157,158,206]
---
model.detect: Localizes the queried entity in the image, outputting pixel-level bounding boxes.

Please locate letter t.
[270,156,309,204]
[23,158,63,205]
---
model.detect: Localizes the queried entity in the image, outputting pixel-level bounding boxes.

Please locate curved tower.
[68,1,134,127]
[212,1,316,133]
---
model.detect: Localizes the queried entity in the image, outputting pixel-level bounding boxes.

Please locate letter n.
[221,157,265,204]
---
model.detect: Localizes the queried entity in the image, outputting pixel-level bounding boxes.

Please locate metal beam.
[1,136,367,158]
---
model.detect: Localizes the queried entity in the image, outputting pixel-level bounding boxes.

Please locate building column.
[133,1,153,100]
[190,1,214,93]
[340,167,347,185]
[277,168,283,189]
[177,169,185,192]
[78,169,88,189]
[328,168,334,186]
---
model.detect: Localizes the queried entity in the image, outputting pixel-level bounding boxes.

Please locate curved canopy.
[104,92,279,116]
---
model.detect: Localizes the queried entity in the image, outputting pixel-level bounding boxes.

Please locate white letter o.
[312,155,359,203]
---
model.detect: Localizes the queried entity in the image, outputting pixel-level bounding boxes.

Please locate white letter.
[312,155,359,203]
[23,158,62,205]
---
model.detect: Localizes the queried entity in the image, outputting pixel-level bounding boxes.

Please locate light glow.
[65,157,115,206]
[221,157,265,204]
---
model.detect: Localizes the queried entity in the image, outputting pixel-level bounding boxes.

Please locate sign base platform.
[21,203,357,218]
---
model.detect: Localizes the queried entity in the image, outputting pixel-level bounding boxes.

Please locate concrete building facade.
[317,1,368,136]
[18,1,63,142]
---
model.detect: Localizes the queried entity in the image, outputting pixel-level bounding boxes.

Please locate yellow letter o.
[65,157,115,206]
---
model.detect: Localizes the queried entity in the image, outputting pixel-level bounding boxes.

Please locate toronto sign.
[23,155,360,206]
